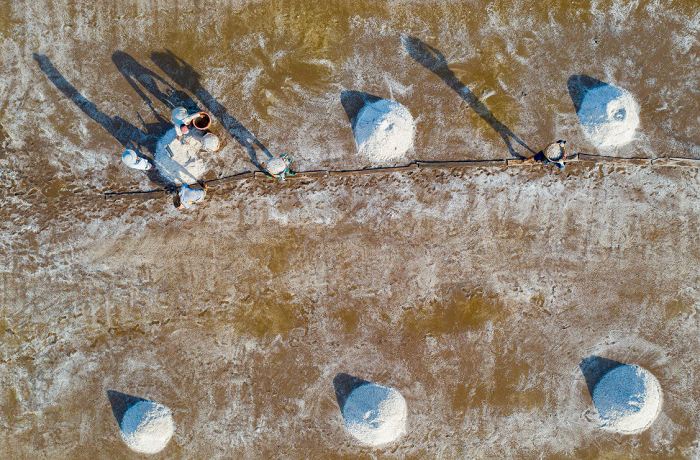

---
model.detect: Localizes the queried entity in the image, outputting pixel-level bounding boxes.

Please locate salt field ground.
[2,1,700,458]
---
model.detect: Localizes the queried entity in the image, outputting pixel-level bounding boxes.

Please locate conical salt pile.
[577,84,640,148]
[592,364,662,434]
[341,382,407,446]
[354,99,415,164]
[120,400,175,454]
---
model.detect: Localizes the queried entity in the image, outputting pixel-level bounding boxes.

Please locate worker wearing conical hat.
[172,107,198,140]
[121,149,155,171]
[265,153,294,180]
[524,140,568,170]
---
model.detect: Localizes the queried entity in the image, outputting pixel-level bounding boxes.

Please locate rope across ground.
[103,154,700,202]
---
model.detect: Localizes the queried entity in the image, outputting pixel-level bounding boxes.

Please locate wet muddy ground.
[2,1,700,459]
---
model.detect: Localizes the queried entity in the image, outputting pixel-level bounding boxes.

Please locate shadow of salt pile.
[340,90,382,131]
[567,75,608,113]
[107,390,147,427]
[579,356,625,399]
[333,373,371,412]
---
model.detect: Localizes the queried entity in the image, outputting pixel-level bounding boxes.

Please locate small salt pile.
[576,84,640,148]
[353,99,415,164]
[154,128,206,185]
[120,400,175,454]
[202,133,220,152]
[592,364,662,434]
[342,382,407,446]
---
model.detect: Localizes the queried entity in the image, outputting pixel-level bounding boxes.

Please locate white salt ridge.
[592,364,662,434]
[577,84,640,148]
[154,128,206,185]
[120,400,175,454]
[341,383,407,446]
[354,99,415,164]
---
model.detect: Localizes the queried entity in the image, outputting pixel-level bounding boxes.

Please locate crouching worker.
[172,107,197,140]
[265,153,294,180]
[175,183,207,210]
[122,149,155,171]
[524,140,568,170]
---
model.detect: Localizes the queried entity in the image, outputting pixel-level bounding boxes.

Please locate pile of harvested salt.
[592,364,662,434]
[342,382,407,446]
[120,400,175,454]
[202,133,220,152]
[576,84,640,148]
[154,128,206,185]
[353,99,415,164]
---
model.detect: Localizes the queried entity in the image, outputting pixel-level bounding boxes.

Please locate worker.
[172,107,198,140]
[121,149,155,171]
[266,153,294,180]
[176,183,207,210]
[524,140,568,170]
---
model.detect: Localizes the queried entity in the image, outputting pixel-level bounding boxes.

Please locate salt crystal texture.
[577,85,640,148]
[342,383,407,446]
[592,364,662,434]
[354,99,415,164]
[154,128,206,185]
[120,400,175,454]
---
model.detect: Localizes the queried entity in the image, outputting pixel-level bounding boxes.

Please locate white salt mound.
[592,364,662,434]
[342,383,407,446]
[120,400,175,454]
[577,84,640,148]
[354,99,415,164]
[154,127,206,185]
[202,133,220,152]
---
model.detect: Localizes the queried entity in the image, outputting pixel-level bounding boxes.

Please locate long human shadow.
[340,90,382,131]
[567,74,607,113]
[579,355,625,399]
[107,390,147,427]
[34,54,154,151]
[401,36,536,159]
[34,53,180,189]
[333,373,370,412]
[150,49,272,169]
[112,51,200,123]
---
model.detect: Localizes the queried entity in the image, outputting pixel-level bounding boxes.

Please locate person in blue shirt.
[176,183,207,210]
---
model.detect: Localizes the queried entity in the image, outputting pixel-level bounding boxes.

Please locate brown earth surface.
[2,1,700,459]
